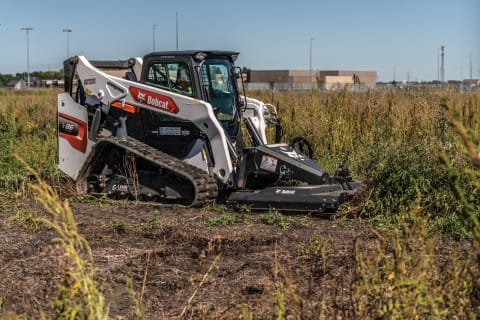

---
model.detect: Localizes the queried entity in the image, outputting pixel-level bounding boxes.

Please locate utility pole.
[440,45,445,83]
[470,53,473,80]
[309,37,314,88]
[176,12,179,50]
[62,29,72,58]
[20,27,33,88]
[437,47,440,82]
[152,24,158,51]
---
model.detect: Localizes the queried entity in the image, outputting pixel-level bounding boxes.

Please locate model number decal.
[111,184,129,192]
[159,127,181,136]
[84,78,96,85]
[58,113,87,153]
[58,117,79,136]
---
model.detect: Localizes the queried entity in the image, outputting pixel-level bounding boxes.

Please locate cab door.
[57,92,94,180]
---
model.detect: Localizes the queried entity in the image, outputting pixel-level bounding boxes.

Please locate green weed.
[260,210,290,229]
[7,206,42,230]
[203,202,229,214]
[109,219,127,234]
[203,213,252,227]
[145,215,163,231]
[297,236,329,261]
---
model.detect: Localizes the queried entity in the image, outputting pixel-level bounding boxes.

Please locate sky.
[0,0,478,82]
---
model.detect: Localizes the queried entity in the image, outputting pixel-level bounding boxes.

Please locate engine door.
[57,92,94,180]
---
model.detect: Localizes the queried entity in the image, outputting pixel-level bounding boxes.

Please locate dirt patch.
[0,200,470,319]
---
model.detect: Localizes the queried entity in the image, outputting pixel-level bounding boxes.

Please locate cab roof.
[143,50,239,61]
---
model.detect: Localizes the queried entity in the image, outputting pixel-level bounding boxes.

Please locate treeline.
[0,70,63,87]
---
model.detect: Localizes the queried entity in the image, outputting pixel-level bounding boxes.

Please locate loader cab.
[141,51,242,141]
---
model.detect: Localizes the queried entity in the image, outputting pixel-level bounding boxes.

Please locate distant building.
[319,70,377,90]
[7,79,27,90]
[5,78,63,89]
[247,69,377,91]
[35,79,64,88]
[323,76,353,91]
[248,70,319,90]
[463,78,480,86]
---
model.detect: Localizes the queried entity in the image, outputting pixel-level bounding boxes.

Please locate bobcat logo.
[129,86,179,114]
[282,150,306,160]
[136,91,146,102]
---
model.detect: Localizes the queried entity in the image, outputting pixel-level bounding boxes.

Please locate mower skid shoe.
[227,182,362,214]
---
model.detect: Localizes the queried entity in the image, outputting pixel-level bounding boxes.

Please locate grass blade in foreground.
[17,155,108,320]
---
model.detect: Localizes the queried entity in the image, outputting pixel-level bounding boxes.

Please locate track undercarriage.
[77,136,218,206]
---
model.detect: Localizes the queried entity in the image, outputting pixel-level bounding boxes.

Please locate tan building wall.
[249,70,320,84]
[319,70,377,88]
[249,70,290,83]
[323,76,353,90]
[248,69,377,90]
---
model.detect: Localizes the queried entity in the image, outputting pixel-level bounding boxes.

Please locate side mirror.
[233,67,242,79]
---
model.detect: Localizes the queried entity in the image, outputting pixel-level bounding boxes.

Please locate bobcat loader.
[57,51,361,213]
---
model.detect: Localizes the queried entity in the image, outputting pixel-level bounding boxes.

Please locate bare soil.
[0,199,469,319]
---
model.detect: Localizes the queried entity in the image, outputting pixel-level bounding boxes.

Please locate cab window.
[145,62,192,95]
[146,63,169,88]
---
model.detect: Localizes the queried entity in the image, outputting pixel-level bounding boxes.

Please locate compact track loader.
[57,51,361,213]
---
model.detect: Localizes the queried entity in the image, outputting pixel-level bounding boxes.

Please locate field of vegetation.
[255,88,480,235]
[0,88,479,319]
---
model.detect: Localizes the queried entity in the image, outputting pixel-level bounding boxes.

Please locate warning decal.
[260,155,278,173]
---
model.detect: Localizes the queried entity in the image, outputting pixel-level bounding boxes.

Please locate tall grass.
[440,100,480,316]
[353,198,473,319]
[0,89,60,191]
[253,88,480,235]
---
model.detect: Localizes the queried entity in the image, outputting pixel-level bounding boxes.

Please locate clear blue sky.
[0,0,478,82]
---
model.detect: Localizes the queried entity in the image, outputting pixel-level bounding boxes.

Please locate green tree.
[0,73,15,87]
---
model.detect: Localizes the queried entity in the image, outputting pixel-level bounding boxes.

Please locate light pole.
[20,27,33,88]
[176,12,179,50]
[62,29,72,58]
[440,45,445,83]
[437,47,440,83]
[152,24,158,51]
[309,37,314,88]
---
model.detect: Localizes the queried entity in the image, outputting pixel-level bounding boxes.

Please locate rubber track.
[79,136,219,206]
